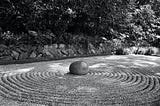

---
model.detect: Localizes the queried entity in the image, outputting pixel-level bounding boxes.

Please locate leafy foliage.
[1,0,160,48]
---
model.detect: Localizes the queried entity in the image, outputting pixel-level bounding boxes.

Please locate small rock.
[49,45,57,50]
[88,43,96,54]
[44,45,49,49]
[0,45,7,54]
[37,46,44,54]
[97,47,103,54]
[19,45,28,52]
[61,49,68,55]
[67,49,75,56]
[37,54,43,58]
[150,47,160,55]
[43,51,54,58]
[90,49,96,54]
[77,49,83,55]
[57,49,63,57]
[2,49,11,56]
[42,46,56,58]
[30,52,37,58]
[0,44,7,48]
[52,44,58,49]
[28,30,38,36]
[0,44,8,53]
[0,56,13,61]
[11,51,19,60]
[13,47,21,53]
[99,43,103,47]
[59,44,65,49]
[19,52,28,60]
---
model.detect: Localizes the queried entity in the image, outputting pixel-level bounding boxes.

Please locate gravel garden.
[1,0,160,105]
[0,55,160,106]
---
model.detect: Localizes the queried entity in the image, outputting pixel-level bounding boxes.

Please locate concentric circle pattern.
[0,55,160,106]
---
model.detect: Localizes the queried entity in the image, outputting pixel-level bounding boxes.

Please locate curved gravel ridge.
[0,55,160,106]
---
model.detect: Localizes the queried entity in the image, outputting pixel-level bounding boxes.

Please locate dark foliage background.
[0,0,160,48]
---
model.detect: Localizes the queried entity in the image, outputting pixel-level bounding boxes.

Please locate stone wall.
[0,42,113,62]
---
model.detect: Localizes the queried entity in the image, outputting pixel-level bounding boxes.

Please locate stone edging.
[0,43,113,65]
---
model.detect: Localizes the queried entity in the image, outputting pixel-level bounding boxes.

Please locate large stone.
[69,61,89,75]
[67,49,75,56]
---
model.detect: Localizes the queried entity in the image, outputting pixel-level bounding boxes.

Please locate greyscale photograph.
[0,0,160,106]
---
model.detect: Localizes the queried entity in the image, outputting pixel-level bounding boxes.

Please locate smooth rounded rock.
[69,61,89,75]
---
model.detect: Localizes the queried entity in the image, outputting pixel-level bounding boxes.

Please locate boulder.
[69,61,89,75]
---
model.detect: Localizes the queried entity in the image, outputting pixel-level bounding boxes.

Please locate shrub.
[0,0,129,39]
[121,46,160,56]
